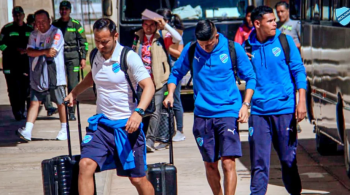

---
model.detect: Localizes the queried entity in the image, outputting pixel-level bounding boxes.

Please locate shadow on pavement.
[239,138,350,194]
[0,105,27,147]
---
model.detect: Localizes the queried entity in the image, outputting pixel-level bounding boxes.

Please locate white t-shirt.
[92,42,150,120]
[27,25,66,86]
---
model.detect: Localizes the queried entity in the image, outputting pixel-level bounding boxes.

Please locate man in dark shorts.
[164,20,256,195]
[16,9,68,141]
[65,18,155,194]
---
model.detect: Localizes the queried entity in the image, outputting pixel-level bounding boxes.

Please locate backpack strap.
[278,33,290,65]
[89,48,98,97]
[187,41,197,88]
[120,46,138,103]
[228,40,240,85]
[243,39,253,55]
[89,48,98,69]
[188,41,197,74]
[158,30,172,67]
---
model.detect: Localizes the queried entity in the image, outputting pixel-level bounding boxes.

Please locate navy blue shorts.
[193,116,242,162]
[81,124,146,178]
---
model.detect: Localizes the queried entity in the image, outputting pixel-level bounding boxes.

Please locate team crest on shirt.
[112,62,120,73]
[196,137,204,147]
[220,54,229,63]
[54,34,60,40]
[249,127,254,136]
[83,135,93,143]
[272,47,281,57]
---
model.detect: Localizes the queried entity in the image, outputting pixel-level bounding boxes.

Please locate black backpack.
[244,33,294,85]
[187,39,241,86]
[244,33,290,65]
[89,47,155,116]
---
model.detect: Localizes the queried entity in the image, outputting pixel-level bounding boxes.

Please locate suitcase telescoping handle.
[64,101,83,159]
[167,102,174,165]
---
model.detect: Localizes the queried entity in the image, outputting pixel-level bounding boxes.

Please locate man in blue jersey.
[164,20,256,195]
[243,6,306,195]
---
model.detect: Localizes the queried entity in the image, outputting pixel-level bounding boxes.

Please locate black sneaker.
[47,107,58,116]
[146,139,155,153]
[155,143,169,151]
[69,113,76,121]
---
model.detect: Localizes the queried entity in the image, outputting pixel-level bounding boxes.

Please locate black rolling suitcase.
[41,101,96,195]
[147,103,177,195]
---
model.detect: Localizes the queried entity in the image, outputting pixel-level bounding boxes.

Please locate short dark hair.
[275,1,289,9]
[93,18,117,35]
[34,9,50,20]
[27,14,35,24]
[246,5,255,15]
[250,6,274,25]
[195,20,217,41]
[156,8,184,30]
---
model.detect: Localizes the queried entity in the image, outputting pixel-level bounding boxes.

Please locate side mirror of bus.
[102,0,113,17]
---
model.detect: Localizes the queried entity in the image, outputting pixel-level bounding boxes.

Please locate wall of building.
[0,1,9,30]
[14,0,54,20]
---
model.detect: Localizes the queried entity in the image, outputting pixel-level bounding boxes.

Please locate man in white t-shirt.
[65,18,155,194]
[17,9,68,141]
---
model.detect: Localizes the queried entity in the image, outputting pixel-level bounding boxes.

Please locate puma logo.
[228,128,236,135]
[194,56,201,62]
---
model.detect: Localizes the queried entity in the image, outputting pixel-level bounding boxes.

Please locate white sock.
[61,123,67,131]
[24,122,34,132]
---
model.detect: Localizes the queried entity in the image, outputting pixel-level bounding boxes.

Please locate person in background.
[17,9,68,141]
[26,14,35,28]
[275,1,301,49]
[53,1,88,121]
[156,8,186,143]
[27,12,59,117]
[234,5,255,45]
[0,6,33,121]
[133,11,182,152]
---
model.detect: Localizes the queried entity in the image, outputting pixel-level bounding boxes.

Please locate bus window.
[322,0,331,20]
[304,0,312,20]
[121,0,249,23]
[311,0,321,20]
[290,0,301,20]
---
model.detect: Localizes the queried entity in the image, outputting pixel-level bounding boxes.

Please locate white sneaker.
[16,127,31,141]
[172,131,185,142]
[56,129,67,141]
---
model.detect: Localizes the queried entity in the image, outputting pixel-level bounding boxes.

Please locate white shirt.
[92,42,150,120]
[27,25,66,86]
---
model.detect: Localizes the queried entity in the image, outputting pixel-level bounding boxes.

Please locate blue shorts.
[193,116,242,162]
[81,124,146,177]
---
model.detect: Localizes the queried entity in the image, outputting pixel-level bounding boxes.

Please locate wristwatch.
[243,102,251,108]
[135,108,145,117]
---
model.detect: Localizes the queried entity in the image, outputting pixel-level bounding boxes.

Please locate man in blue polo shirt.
[243,6,306,195]
[164,19,256,195]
